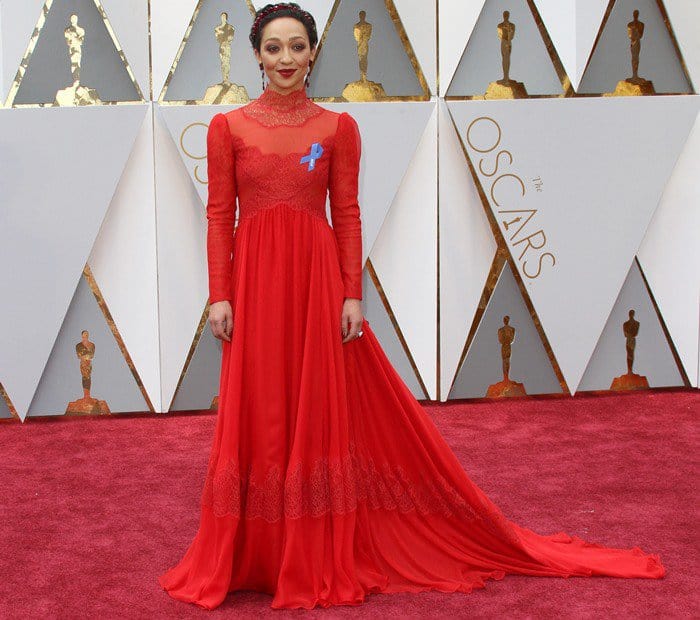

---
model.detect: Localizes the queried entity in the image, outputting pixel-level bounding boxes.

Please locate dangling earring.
[259,62,266,90]
[305,61,311,88]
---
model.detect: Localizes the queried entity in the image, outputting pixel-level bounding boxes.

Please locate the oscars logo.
[486,316,527,398]
[203,12,249,104]
[342,10,387,101]
[66,330,111,415]
[54,14,102,106]
[607,10,656,96]
[484,11,528,99]
[610,310,649,390]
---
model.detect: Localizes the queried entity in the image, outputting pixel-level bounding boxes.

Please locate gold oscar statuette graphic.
[486,316,527,398]
[54,14,102,106]
[484,11,528,100]
[66,330,111,415]
[203,12,249,104]
[610,309,650,390]
[607,10,656,96]
[341,10,387,101]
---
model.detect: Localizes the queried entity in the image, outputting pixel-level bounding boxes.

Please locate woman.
[159,3,664,610]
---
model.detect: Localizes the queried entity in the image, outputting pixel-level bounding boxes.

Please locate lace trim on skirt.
[201,441,493,526]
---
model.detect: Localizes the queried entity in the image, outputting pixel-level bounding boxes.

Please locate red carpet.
[1,391,697,618]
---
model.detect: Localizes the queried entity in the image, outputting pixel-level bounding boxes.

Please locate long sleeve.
[205,113,237,304]
[329,112,363,300]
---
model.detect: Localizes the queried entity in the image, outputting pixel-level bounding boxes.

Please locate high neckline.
[242,83,322,127]
[257,85,309,109]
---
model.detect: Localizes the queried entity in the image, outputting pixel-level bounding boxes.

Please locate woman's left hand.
[341,298,364,343]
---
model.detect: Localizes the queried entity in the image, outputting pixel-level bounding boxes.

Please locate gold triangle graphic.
[0,383,21,421]
[309,0,430,102]
[445,0,572,100]
[158,0,257,105]
[578,0,694,96]
[5,0,145,108]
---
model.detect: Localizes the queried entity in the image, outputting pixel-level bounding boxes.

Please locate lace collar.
[241,84,323,127]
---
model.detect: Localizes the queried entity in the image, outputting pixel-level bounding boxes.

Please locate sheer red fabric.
[159,85,664,610]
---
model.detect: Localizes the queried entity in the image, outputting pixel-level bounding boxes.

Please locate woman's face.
[254,16,316,94]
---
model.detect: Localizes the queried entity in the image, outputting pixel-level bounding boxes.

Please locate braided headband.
[249,2,317,48]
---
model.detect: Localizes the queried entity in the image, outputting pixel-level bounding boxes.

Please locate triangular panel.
[446,0,570,98]
[0,0,46,102]
[534,0,611,91]
[578,260,684,392]
[170,310,222,412]
[99,0,150,98]
[27,270,150,417]
[663,0,700,91]
[450,261,562,399]
[87,104,161,412]
[6,0,144,107]
[578,0,693,95]
[437,0,485,97]
[446,95,699,392]
[159,0,259,104]
[438,99,498,400]
[370,104,438,398]
[153,104,211,411]
[638,110,700,386]
[363,266,426,399]
[0,104,148,420]
[307,0,430,100]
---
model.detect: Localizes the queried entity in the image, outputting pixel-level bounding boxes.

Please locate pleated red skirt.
[158,205,664,610]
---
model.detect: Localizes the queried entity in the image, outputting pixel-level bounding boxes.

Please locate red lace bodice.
[205,85,363,303]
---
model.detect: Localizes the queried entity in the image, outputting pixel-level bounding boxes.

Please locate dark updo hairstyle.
[249,3,319,51]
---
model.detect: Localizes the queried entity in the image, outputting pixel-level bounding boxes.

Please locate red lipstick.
[278,69,296,78]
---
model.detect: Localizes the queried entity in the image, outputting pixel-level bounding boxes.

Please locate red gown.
[158,85,664,610]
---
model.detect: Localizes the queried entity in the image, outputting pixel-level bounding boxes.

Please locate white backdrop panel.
[394,0,436,94]
[0,0,46,103]
[664,0,700,91]
[437,0,484,97]
[88,104,161,411]
[438,99,497,400]
[371,103,438,398]
[153,103,210,411]
[534,0,609,90]
[573,0,610,88]
[100,0,150,99]
[150,0,206,100]
[0,104,148,419]
[638,110,700,387]
[447,95,699,393]
[534,0,575,88]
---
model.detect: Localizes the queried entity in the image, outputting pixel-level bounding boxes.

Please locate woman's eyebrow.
[263,35,305,43]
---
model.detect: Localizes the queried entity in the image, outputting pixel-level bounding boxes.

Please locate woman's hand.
[341,298,363,343]
[209,300,233,342]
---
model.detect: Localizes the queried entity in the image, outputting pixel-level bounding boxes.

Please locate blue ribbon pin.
[300,142,324,171]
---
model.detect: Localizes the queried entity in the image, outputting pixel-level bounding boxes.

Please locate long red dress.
[158,85,664,610]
